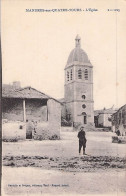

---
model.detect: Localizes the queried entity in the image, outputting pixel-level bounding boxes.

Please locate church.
[61,35,94,127]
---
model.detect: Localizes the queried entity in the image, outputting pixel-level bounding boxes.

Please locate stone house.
[111,104,126,136]
[94,107,117,128]
[2,82,61,141]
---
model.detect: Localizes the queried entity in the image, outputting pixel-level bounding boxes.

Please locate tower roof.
[66,35,91,67]
[75,34,81,40]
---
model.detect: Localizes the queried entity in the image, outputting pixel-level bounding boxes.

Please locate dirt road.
[2,130,126,195]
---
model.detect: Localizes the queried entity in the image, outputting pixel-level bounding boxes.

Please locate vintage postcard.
[1,0,126,195]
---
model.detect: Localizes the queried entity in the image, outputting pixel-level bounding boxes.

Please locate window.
[78,69,82,79]
[84,69,88,80]
[82,95,86,99]
[82,104,86,109]
[70,69,72,80]
[82,112,86,115]
[67,71,69,81]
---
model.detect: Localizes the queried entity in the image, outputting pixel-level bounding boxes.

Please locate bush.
[2,138,18,142]
[49,134,59,140]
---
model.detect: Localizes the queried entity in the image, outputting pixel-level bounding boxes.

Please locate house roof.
[2,85,61,103]
[111,104,126,116]
[58,98,65,103]
[94,107,117,116]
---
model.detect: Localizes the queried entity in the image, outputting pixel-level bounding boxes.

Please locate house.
[111,104,126,136]
[94,107,117,128]
[2,82,61,141]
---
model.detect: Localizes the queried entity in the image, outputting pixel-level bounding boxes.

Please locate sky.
[1,0,126,110]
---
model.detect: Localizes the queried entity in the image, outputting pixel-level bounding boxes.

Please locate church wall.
[65,69,93,102]
[64,64,94,126]
[73,101,94,124]
[64,82,74,102]
[65,67,74,83]
[74,66,92,82]
[74,82,93,101]
[64,65,94,126]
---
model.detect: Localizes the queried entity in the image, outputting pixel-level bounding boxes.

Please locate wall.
[74,101,94,125]
[61,103,67,119]
[118,124,126,136]
[48,99,61,138]
[64,82,74,102]
[33,122,50,140]
[33,99,61,140]
[98,113,113,127]
[25,99,47,122]
[2,98,24,121]
[103,114,112,127]
[64,64,94,126]
[111,105,126,135]
[65,66,93,102]
[2,98,48,122]
[2,121,26,141]
[64,102,74,122]
[98,114,104,127]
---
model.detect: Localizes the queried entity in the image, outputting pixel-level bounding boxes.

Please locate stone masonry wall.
[25,99,47,122]
[2,121,26,141]
[34,99,61,140]
[2,98,24,121]
[2,98,48,122]
[48,99,61,138]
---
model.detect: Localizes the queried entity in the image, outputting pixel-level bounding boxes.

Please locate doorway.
[82,112,87,124]
[26,120,33,139]
[84,115,87,124]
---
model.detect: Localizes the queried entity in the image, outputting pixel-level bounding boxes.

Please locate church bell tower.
[64,35,94,126]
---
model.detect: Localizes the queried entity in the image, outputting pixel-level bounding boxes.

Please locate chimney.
[13,81,21,90]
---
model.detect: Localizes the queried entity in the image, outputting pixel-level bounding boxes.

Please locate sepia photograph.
[1,0,126,195]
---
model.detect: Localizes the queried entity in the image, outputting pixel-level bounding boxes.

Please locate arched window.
[78,69,82,79]
[82,112,86,116]
[67,71,69,81]
[70,69,72,80]
[82,95,86,99]
[82,104,86,109]
[84,69,88,80]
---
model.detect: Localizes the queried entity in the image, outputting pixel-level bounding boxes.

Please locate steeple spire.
[75,34,81,47]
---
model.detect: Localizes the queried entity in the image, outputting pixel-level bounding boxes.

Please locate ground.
[2,129,126,196]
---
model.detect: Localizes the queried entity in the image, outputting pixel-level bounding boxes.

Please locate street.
[2,130,126,195]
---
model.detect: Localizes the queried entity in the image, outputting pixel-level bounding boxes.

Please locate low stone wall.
[2,120,61,141]
[33,122,60,140]
[2,121,26,141]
